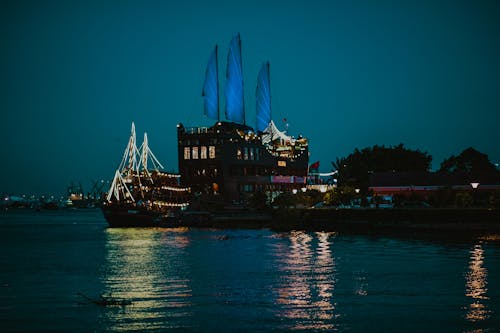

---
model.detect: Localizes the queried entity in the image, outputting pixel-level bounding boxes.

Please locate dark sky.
[1,0,499,196]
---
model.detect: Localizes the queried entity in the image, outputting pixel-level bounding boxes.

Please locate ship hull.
[101,206,180,228]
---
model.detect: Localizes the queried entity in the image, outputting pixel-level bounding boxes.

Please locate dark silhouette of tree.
[248,190,268,210]
[439,147,498,177]
[332,144,432,191]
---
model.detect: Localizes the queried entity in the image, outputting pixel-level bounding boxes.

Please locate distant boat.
[102,123,190,227]
[66,182,95,208]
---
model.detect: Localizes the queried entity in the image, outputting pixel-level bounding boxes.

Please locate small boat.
[78,292,132,306]
[102,123,190,227]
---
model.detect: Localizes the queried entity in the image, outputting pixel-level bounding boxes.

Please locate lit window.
[209,146,216,158]
[237,148,242,160]
[249,147,254,160]
[201,146,207,159]
[192,147,199,159]
[184,147,190,160]
[278,160,286,167]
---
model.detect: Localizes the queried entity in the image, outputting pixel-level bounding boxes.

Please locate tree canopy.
[439,147,498,176]
[332,144,432,191]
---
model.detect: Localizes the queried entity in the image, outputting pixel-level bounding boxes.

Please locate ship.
[177,34,309,207]
[102,123,190,227]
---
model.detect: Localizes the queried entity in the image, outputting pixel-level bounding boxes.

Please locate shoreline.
[4,206,499,234]
[182,208,500,233]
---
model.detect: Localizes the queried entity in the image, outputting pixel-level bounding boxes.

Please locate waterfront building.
[369,171,500,206]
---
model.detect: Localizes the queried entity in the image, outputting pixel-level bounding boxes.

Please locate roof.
[369,171,500,187]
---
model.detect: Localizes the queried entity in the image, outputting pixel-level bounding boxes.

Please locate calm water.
[1,209,499,332]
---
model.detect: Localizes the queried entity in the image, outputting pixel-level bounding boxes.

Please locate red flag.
[309,161,320,170]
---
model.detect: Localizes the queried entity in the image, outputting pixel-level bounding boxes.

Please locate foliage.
[332,144,432,191]
[272,191,297,208]
[323,185,361,206]
[248,190,269,210]
[454,191,473,208]
[439,147,498,177]
[273,189,324,208]
[489,191,500,209]
[427,187,455,208]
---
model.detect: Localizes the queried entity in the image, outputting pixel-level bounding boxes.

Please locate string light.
[160,186,191,192]
[152,202,190,208]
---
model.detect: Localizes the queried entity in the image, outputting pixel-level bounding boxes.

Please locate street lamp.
[292,189,298,194]
[301,187,307,193]
[355,188,360,194]
[470,182,480,207]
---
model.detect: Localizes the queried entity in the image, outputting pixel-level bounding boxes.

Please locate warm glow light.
[465,242,490,322]
[153,202,190,207]
[320,185,327,193]
[103,228,193,330]
[275,231,337,330]
[355,188,360,194]
[160,186,190,192]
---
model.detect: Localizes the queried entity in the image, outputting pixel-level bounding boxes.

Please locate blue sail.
[256,62,271,132]
[202,45,219,120]
[224,33,245,124]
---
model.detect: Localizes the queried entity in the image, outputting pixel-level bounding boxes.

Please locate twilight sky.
[1,0,499,196]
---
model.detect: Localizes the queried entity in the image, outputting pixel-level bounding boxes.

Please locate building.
[177,121,308,203]
[369,171,500,206]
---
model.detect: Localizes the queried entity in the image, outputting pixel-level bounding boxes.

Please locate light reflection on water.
[464,242,490,323]
[101,228,193,332]
[94,225,499,332]
[2,211,500,332]
[274,231,339,331]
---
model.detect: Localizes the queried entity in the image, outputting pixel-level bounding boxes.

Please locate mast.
[118,122,140,176]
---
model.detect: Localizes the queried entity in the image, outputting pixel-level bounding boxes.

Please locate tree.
[248,190,268,210]
[439,147,498,177]
[332,144,432,191]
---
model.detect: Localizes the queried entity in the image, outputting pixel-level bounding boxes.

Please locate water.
[1,209,499,332]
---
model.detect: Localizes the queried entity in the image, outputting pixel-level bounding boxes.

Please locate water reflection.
[100,228,192,332]
[464,242,490,323]
[275,231,339,330]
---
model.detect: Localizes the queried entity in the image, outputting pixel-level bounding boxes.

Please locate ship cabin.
[177,121,309,204]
